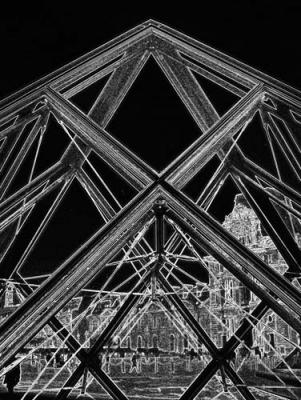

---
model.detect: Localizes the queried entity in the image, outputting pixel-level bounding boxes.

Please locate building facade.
[0,194,300,370]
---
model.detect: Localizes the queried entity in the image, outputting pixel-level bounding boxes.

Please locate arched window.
[152,335,158,348]
[89,318,98,332]
[229,280,233,299]
[184,334,188,349]
[170,334,175,352]
[137,335,143,348]
[269,333,275,348]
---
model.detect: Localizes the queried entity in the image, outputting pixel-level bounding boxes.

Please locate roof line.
[1,19,301,115]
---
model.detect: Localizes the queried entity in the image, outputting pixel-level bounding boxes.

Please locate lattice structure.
[0,19,301,400]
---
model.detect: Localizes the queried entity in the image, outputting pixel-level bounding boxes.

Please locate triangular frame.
[0,20,301,400]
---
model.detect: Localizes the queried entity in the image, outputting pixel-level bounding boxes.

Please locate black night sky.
[1,2,301,99]
[0,1,300,281]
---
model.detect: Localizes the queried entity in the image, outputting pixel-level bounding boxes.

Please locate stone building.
[0,193,300,367]
[204,193,300,355]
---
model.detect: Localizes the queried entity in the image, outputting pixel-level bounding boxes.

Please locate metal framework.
[0,19,300,400]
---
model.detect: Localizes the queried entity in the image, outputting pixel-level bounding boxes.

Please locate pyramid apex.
[141,19,162,28]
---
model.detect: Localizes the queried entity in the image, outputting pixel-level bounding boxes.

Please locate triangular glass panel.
[165,219,209,284]
[191,71,241,116]
[206,173,290,268]
[84,374,114,399]
[236,111,279,178]
[0,323,83,398]
[263,95,277,110]
[0,121,33,169]
[18,178,105,278]
[107,56,202,172]
[5,129,42,199]
[207,175,240,223]
[0,206,35,273]
[267,119,301,191]
[82,150,138,211]
[0,115,18,134]
[290,109,301,125]
[271,112,301,156]
[0,185,65,279]
[181,155,221,203]
[194,378,247,400]
[193,375,225,399]
[68,72,112,114]
[0,137,6,153]
[216,175,282,258]
[234,307,301,400]
[32,113,72,178]
[163,216,301,398]
[0,219,19,270]
[269,194,301,246]
[99,288,211,400]
[0,118,39,199]
[88,261,142,293]
[178,51,250,95]
[162,223,258,349]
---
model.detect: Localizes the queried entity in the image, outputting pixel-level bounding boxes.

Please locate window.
[267,253,273,264]
[269,333,275,348]
[229,280,233,299]
[225,280,231,301]
[89,318,98,332]
[212,291,216,304]
[170,334,175,352]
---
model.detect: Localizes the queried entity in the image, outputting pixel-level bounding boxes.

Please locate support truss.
[0,19,301,400]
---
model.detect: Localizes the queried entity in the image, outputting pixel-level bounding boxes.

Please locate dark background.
[1,1,301,99]
[0,2,300,281]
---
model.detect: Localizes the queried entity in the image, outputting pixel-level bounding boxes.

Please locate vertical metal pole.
[81,367,88,395]
[152,199,166,300]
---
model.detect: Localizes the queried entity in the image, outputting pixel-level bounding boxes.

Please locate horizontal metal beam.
[158,272,256,400]
[0,186,160,370]
[158,273,219,356]
[57,268,153,399]
[14,275,130,400]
